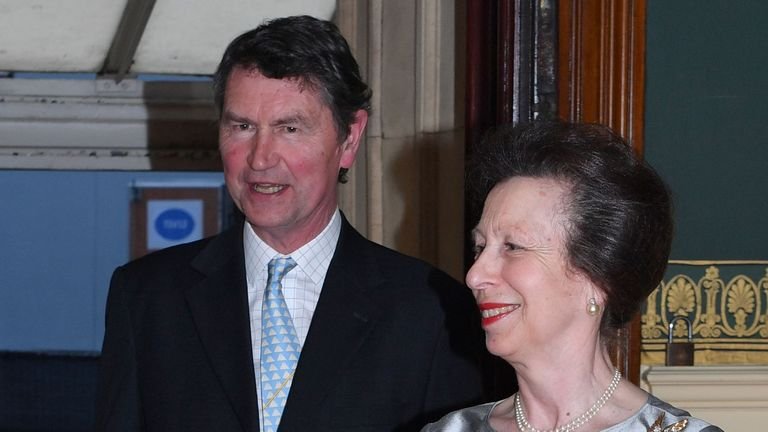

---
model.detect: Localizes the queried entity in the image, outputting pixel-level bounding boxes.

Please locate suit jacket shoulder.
[280,216,485,431]
[97,223,259,432]
[115,223,243,292]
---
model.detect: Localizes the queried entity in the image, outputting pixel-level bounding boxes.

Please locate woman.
[423,122,722,431]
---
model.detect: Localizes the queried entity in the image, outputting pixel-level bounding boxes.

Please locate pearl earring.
[587,298,600,316]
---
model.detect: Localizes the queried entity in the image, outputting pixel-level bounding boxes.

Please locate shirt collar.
[244,209,341,285]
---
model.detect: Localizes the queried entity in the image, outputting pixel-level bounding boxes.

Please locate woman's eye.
[285,126,298,133]
[472,244,485,259]
[504,242,521,251]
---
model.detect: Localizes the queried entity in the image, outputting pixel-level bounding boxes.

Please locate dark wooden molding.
[557,0,647,383]
[558,0,646,153]
[465,0,557,229]
[466,0,558,151]
[465,0,497,270]
[465,0,497,152]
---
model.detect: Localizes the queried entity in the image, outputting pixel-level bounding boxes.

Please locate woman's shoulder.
[646,395,724,431]
[421,401,500,432]
[606,394,724,432]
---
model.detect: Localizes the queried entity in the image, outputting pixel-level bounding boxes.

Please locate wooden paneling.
[465,0,497,151]
[558,0,646,153]
[557,0,647,383]
[465,0,557,231]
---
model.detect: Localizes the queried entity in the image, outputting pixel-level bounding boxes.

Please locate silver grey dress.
[421,395,724,431]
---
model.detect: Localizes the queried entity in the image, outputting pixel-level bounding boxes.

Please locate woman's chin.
[484,337,518,360]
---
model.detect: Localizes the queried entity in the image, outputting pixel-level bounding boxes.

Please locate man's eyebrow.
[270,113,312,127]
[220,110,253,124]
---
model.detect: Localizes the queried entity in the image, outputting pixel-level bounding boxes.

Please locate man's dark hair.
[467,121,674,333]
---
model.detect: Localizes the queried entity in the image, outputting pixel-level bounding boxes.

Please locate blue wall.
[0,170,224,353]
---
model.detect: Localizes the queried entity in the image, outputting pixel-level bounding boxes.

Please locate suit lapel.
[280,218,385,428]
[184,225,259,432]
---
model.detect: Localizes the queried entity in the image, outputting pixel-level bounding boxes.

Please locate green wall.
[644,0,768,259]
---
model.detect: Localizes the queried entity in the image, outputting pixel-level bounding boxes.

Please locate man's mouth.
[252,183,286,194]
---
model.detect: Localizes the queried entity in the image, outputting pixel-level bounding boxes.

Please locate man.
[95,15,484,431]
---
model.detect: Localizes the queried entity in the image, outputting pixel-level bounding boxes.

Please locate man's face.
[219,67,366,253]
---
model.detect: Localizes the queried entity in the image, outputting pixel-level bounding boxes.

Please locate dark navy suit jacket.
[95,214,485,431]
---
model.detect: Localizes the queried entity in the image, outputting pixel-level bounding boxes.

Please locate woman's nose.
[465,251,493,292]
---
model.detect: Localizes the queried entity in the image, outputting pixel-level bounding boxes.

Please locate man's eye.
[285,126,298,133]
[229,123,251,131]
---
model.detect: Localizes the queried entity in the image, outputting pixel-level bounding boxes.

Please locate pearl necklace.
[514,368,622,432]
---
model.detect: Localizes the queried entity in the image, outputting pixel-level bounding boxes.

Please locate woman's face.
[467,176,595,363]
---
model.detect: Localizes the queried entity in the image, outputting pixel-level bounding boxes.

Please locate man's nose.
[246,133,278,169]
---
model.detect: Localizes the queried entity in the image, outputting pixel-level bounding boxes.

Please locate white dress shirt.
[244,209,341,428]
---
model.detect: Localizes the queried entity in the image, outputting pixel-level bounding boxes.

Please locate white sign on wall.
[146,199,204,250]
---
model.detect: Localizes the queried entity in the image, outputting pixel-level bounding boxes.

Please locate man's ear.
[340,109,368,168]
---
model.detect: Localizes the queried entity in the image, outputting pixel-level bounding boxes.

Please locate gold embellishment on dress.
[664,419,689,432]
[649,413,665,432]
[648,413,689,432]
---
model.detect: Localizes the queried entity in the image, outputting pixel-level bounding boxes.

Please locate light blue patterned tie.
[260,257,299,432]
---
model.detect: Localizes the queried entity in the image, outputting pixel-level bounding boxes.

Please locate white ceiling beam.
[101,0,158,80]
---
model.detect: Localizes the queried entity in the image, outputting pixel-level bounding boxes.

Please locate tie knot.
[267,257,297,283]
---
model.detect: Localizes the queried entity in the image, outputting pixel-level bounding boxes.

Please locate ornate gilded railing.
[641,261,768,365]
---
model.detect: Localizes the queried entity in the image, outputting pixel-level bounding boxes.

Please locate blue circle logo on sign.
[155,208,196,240]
